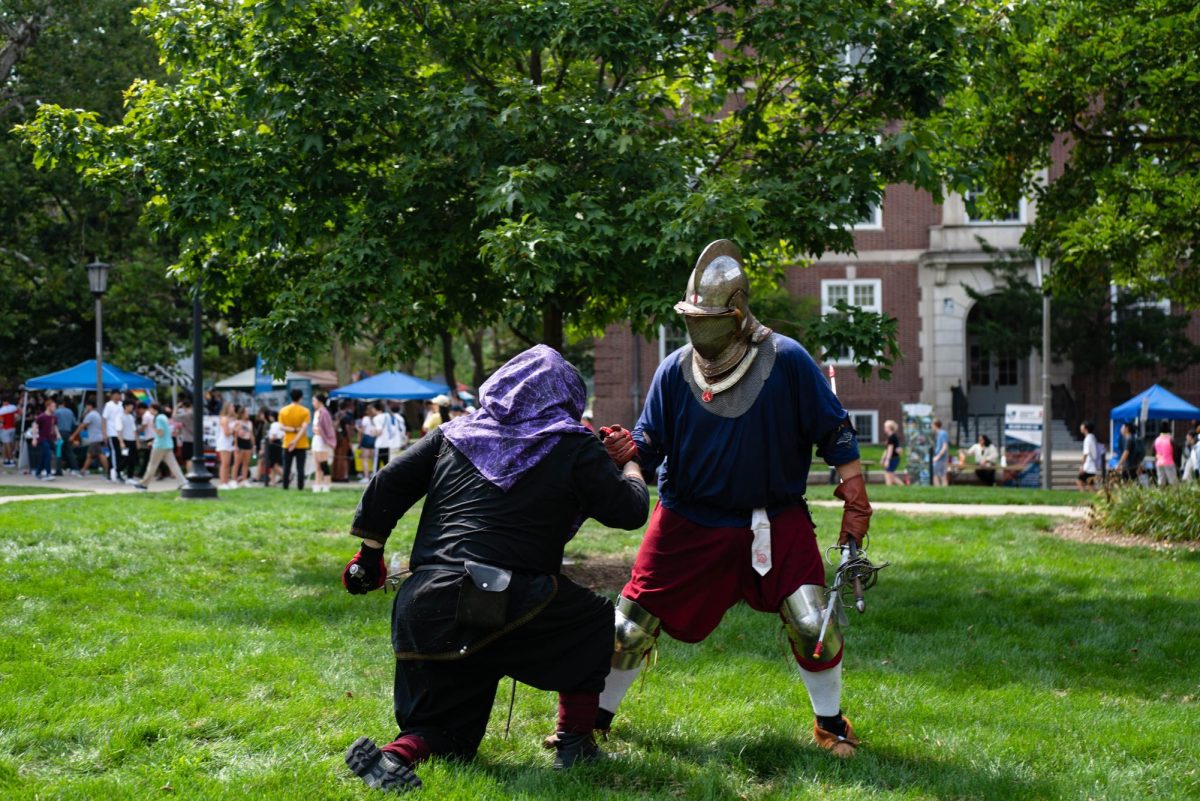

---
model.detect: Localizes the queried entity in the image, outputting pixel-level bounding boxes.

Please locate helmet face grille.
[685,313,740,361]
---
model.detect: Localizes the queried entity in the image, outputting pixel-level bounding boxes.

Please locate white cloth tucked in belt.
[750,507,772,576]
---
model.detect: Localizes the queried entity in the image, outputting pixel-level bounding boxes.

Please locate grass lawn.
[1,491,1196,800]
[0,485,79,497]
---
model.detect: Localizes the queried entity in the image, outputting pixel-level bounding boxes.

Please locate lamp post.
[1037,256,1052,490]
[180,284,218,499]
[86,260,111,420]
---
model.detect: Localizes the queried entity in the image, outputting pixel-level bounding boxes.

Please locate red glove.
[600,425,637,467]
[342,543,386,595]
[834,473,872,547]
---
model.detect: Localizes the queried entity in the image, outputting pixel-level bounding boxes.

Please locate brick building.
[593,181,1200,448]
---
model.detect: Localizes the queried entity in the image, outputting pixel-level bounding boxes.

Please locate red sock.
[557,692,599,734]
[380,733,430,766]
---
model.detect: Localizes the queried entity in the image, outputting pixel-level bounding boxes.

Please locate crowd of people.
[0,387,475,493]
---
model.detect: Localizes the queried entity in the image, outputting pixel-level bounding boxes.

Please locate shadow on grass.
[456,730,1057,801]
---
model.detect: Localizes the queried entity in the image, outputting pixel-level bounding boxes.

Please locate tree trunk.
[439,330,457,401]
[465,328,486,390]
[332,335,351,387]
[542,306,563,352]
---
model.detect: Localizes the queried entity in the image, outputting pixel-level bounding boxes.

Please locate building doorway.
[965,298,1027,415]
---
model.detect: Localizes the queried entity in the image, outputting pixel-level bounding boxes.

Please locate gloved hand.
[342,543,386,595]
[599,425,637,467]
[834,472,872,547]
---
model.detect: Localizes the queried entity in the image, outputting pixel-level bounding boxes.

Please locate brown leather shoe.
[813,715,860,758]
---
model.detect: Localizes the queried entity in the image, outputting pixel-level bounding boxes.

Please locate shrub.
[1091,480,1200,541]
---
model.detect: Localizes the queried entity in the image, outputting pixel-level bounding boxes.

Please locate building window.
[852,201,883,230]
[657,323,689,363]
[969,344,990,387]
[996,355,1019,386]
[847,410,878,443]
[964,190,1027,224]
[820,278,882,364]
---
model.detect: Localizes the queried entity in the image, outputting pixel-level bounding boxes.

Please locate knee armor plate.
[781,584,842,665]
[613,596,659,670]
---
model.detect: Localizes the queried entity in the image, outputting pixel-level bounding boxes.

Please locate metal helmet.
[674,240,763,378]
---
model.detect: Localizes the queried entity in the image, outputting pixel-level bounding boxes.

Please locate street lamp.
[86,260,111,419]
[180,282,218,499]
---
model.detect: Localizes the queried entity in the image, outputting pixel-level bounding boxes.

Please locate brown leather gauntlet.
[833,472,872,547]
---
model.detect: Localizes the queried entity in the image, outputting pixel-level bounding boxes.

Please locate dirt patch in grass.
[1051,519,1200,552]
[561,555,634,591]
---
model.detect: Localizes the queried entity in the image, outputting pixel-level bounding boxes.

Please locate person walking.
[358,402,381,482]
[264,411,285,487]
[341,346,649,791]
[0,397,17,466]
[32,398,58,480]
[52,396,80,477]
[333,399,358,482]
[216,401,237,489]
[279,389,311,491]
[1182,429,1198,482]
[1154,423,1178,486]
[174,398,195,474]
[102,390,125,482]
[70,398,110,478]
[132,402,185,489]
[931,418,950,487]
[119,398,139,481]
[1076,421,1100,490]
[311,393,336,493]
[234,406,254,486]
[1115,422,1144,483]
[881,419,903,486]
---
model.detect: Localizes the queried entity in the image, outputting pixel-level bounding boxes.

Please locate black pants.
[55,440,78,474]
[108,437,124,479]
[392,576,611,760]
[122,441,138,477]
[282,447,308,490]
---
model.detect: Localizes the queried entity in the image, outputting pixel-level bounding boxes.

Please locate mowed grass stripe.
[0,492,1196,800]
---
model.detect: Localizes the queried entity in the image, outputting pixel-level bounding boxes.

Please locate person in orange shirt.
[278,389,312,491]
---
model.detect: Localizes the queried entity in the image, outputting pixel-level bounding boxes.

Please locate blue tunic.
[633,335,859,528]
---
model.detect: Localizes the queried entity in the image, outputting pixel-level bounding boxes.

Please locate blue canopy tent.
[25,360,157,392]
[1108,385,1200,467]
[1110,384,1200,423]
[19,360,158,470]
[329,371,450,400]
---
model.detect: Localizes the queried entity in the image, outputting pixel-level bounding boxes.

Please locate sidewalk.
[0,468,364,504]
[809,499,1089,518]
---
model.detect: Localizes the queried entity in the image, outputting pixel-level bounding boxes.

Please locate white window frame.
[847,410,879,444]
[820,278,883,365]
[657,323,689,363]
[964,191,1027,225]
[852,201,883,230]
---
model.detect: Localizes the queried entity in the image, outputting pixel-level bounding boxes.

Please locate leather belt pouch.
[455,560,512,629]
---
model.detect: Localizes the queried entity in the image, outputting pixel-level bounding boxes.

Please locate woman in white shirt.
[1076,420,1100,490]
[216,401,237,489]
[357,402,381,483]
[959,434,1000,486]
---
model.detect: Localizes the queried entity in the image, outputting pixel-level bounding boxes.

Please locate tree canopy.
[0,0,196,386]
[22,0,965,378]
[935,0,1200,307]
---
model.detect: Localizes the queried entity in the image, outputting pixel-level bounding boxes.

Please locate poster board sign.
[902,403,934,486]
[1004,403,1043,488]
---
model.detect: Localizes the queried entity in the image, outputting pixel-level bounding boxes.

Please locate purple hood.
[440,345,591,490]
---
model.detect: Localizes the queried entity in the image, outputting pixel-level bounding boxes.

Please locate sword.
[812,364,889,657]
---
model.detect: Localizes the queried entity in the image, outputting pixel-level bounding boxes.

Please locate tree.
[934,0,1200,307]
[0,0,193,386]
[22,0,964,377]
[965,259,1200,380]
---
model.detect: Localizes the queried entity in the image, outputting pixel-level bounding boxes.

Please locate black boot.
[552,730,603,769]
[345,736,422,792]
